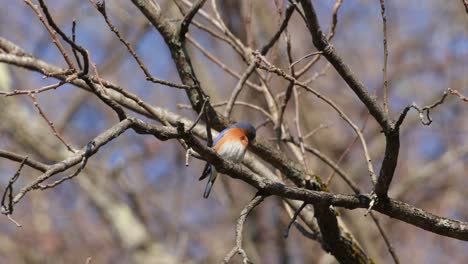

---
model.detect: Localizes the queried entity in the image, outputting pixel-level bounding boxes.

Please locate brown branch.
[224,62,258,118]
[94,0,191,89]
[256,52,377,184]
[179,0,245,56]
[71,19,83,70]
[0,150,49,172]
[0,38,309,199]
[298,0,391,131]
[326,112,371,185]
[10,118,181,206]
[3,116,468,241]
[178,0,207,40]
[131,0,221,127]
[29,93,77,153]
[0,78,70,96]
[36,141,95,190]
[395,90,449,128]
[2,37,466,243]
[186,35,262,91]
[284,201,307,238]
[24,0,76,70]
[259,5,295,55]
[1,156,27,216]
[182,128,468,241]
[380,0,390,114]
[448,88,468,102]
[369,212,400,264]
[223,194,265,264]
[37,0,89,74]
[245,0,254,48]
[295,0,342,78]
[284,137,361,194]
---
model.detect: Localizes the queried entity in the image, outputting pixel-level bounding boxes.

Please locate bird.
[199,122,256,198]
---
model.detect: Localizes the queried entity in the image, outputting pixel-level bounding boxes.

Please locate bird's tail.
[199,163,218,198]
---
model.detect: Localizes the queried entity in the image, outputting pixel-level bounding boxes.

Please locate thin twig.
[37,0,89,74]
[395,90,449,128]
[211,0,247,57]
[224,62,258,118]
[302,64,330,85]
[276,30,295,143]
[36,141,95,190]
[180,0,246,56]
[284,201,307,238]
[186,35,262,91]
[326,112,370,185]
[94,1,191,89]
[1,157,27,217]
[284,137,361,194]
[255,52,378,184]
[380,0,390,114]
[327,0,343,40]
[259,5,295,55]
[0,76,75,96]
[295,0,342,77]
[223,194,265,264]
[71,19,83,70]
[7,214,22,227]
[188,96,209,132]
[245,0,254,48]
[289,51,323,69]
[24,0,76,70]
[29,93,77,153]
[303,123,331,140]
[287,31,309,171]
[448,88,468,102]
[370,212,400,264]
[190,19,231,43]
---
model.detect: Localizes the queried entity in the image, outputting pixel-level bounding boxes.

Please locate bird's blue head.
[234,122,256,142]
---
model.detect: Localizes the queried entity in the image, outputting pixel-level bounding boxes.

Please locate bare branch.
[448,88,468,102]
[369,212,400,264]
[395,90,449,128]
[94,0,191,89]
[224,62,258,118]
[1,157,27,216]
[380,0,390,114]
[0,150,49,172]
[29,93,77,153]
[223,194,265,264]
[284,201,307,238]
[255,52,377,185]
[178,0,207,40]
[299,0,391,131]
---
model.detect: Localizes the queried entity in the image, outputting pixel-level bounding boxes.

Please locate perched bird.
[199,122,256,198]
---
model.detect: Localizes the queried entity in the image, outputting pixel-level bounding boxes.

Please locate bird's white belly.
[217,140,246,162]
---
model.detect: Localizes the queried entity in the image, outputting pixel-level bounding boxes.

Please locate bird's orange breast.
[213,128,248,152]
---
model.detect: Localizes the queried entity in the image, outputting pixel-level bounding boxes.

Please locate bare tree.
[0,0,467,263]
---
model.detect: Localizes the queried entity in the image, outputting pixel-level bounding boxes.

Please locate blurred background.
[0,0,467,263]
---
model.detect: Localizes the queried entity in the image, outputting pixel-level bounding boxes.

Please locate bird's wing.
[212,124,237,147]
